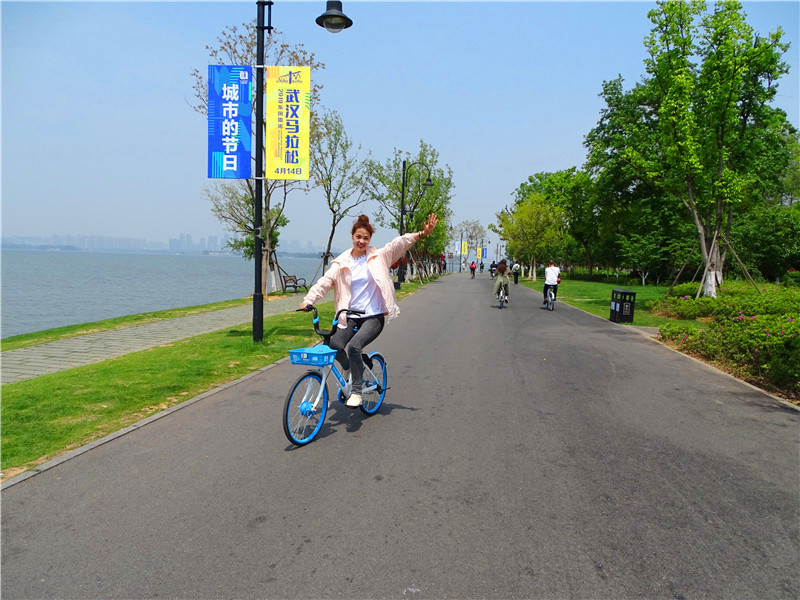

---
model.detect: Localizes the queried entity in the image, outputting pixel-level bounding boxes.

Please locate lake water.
[1,250,325,338]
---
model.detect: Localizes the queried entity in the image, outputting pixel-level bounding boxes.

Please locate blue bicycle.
[283,306,388,446]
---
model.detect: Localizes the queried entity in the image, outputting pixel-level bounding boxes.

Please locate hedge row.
[658,283,800,396]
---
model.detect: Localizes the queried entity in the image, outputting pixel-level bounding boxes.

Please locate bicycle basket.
[289,346,337,366]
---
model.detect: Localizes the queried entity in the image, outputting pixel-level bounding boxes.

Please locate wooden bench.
[282,274,308,293]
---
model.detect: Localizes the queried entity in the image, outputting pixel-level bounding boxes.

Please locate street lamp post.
[398,159,433,284]
[252,0,353,342]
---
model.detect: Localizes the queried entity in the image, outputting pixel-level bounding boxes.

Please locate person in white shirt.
[543,260,560,305]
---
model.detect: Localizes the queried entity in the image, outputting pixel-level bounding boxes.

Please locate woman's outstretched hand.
[422,213,438,237]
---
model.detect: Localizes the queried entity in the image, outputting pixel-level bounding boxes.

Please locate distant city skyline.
[2,231,332,254]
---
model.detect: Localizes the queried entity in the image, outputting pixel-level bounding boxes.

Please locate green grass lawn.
[0,280,428,478]
[518,278,703,328]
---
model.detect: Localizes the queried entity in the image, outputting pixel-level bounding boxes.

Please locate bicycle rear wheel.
[283,371,328,445]
[359,352,387,415]
[499,289,505,309]
[547,290,555,311]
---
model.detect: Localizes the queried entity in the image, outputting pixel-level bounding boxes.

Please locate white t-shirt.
[544,265,560,285]
[348,253,387,317]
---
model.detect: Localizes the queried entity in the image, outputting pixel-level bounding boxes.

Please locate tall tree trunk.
[324,228,336,272]
[685,184,718,299]
[261,245,268,296]
[702,234,721,298]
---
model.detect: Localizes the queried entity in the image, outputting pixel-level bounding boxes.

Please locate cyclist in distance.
[489,260,497,279]
[493,259,511,302]
[543,259,561,305]
[300,213,438,408]
[470,260,477,278]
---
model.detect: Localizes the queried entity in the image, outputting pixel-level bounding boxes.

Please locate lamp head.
[424,177,434,187]
[316,1,353,33]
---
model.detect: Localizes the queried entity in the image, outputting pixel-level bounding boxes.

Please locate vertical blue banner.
[208,65,252,179]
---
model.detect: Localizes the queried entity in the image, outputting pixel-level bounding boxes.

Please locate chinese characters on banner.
[461,241,468,255]
[207,65,252,179]
[265,66,310,181]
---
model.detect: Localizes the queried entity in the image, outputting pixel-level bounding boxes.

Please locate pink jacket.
[302,233,418,328]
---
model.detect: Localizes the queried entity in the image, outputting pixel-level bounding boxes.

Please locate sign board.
[207,65,252,179]
[265,66,311,180]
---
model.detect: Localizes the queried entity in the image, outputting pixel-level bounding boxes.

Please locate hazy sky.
[2,0,798,251]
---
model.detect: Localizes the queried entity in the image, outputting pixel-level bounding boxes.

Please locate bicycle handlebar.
[296,305,365,338]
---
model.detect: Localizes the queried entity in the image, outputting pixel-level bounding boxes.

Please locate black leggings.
[329,315,385,393]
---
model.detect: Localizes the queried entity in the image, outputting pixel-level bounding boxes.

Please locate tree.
[309,109,368,271]
[732,203,800,280]
[518,169,601,274]
[362,140,454,259]
[453,220,487,262]
[625,0,793,297]
[492,193,566,280]
[190,22,325,294]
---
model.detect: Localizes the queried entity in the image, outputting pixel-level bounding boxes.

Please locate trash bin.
[610,289,636,323]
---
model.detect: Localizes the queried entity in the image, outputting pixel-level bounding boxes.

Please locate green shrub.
[782,271,800,288]
[668,282,702,298]
[661,312,800,395]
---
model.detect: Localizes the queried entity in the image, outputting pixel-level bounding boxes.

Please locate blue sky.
[2,0,798,251]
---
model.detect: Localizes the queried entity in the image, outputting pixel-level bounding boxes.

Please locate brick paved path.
[1,294,325,384]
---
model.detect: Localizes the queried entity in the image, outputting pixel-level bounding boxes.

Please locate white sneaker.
[346,393,362,408]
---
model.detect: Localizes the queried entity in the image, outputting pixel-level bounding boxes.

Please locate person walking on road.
[512,261,520,285]
[301,213,438,408]
[543,260,561,305]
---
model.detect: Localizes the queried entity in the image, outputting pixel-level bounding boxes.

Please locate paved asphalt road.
[2,274,798,599]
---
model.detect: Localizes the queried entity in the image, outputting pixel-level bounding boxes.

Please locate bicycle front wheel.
[283,371,328,445]
[547,291,555,311]
[360,352,387,415]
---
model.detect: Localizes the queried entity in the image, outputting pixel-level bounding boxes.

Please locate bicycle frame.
[302,357,382,412]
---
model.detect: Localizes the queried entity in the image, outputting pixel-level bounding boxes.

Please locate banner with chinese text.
[265,66,310,180]
[207,65,252,179]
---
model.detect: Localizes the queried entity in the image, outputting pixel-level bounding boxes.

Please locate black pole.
[398,159,407,283]
[253,0,270,342]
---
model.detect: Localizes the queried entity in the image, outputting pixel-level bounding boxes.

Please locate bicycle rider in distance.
[543,259,561,305]
[493,259,510,303]
[300,212,438,408]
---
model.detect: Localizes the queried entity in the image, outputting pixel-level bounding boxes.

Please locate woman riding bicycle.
[301,213,438,408]
[492,259,510,302]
